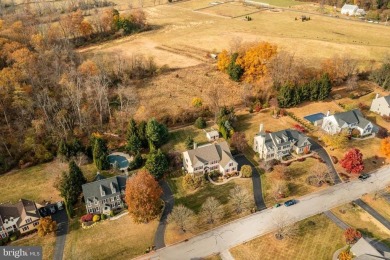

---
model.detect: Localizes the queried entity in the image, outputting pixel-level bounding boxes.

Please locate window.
[94,199,98,205]
[111,197,114,202]
[88,202,92,207]
[22,226,29,231]
[116,195,120,201]
[229,162,233,167]
[33,222,39,227]
[26,218,32,224]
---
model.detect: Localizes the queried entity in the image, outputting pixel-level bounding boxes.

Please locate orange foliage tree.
[217,49,230,72]
[125,169,163,223]
[235,42,277,83]
[380,137,390,159]
[344,227,362,244]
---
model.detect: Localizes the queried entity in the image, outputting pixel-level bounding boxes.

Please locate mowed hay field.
[84,2,390,69]
[230,214,345,260]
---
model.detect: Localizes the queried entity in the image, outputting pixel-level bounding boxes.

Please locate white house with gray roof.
[253,124,311,161]
[182,141,238,175]
[321,109,376,136]
[370,94,390,117]
[82,175,127,215]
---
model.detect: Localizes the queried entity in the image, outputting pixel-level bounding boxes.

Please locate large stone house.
[82,175,127,215]
[182,141,238,175]
[321,109,376,136]
[370,94,390,117]
[0,199,41,238]
[253,124,311,161]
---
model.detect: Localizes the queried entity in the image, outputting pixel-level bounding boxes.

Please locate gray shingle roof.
[82,176,127,203]
[383,95,390,105]
[350,238,383,258]
[0,199,40,226]
[260,129,310,150]
[186,141,235,167]
[333,109,372,129]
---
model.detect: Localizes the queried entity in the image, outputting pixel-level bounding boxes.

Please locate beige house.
[183,141,238,175]
[0,199,41,238]
[370,94,390,117]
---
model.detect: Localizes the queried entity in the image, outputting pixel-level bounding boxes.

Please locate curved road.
[139,165,390,260]
[154,180,174,249]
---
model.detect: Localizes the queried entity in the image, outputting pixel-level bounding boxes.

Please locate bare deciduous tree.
[311,163,330,185]
[168,204,195,232]
[273,213,299,240]
[200,197,223,224]
[229,186,251,213]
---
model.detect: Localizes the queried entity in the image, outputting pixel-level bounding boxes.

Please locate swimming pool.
[108,154,130,170]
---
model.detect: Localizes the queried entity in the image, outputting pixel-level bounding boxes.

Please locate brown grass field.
[332,204,390,247]
[230,214,345,260]
[63,217,159,260]
[11,233,56,260]
[362,193,390,222]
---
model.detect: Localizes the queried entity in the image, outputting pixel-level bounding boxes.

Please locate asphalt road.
[309,138,342,184]
[234,154,266,211]
[154,180,174,249]
[52,209,68,260]
[139,165,390,260]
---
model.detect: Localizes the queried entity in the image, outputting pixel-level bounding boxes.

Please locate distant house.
[253,124,311,161]
[0,199,41,238]
[82,175,127,215]
[350,237,389,259]
[341,4,359,15]
[304,113,325,126]
[206,129,219,141]
[370,94,390,116]
[182,141,238,175]
[321,109,376,136]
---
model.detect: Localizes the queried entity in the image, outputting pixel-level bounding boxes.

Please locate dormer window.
[110,182,116,194]
[94,198,98,205]
[100,185,105,197]
[26,218,32,224]
[275,137,281,144]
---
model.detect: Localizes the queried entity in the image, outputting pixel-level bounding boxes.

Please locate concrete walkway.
[139,166,390,260]
[154,180,174,249]
[354,199,390,230]
[234,154,266,211]
[220,250,235,260]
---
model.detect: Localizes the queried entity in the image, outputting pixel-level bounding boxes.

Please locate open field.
[254,0,305,7]
[64,216,158,260]
[230,214,345,260]
[165,176,254,244]
[0,161,99,204]
[84,3,390,70]
[11,233,56,260]
[332,204,390,247]
[201,2,261,17]
[262,158,328,206]
[362,193,390,222]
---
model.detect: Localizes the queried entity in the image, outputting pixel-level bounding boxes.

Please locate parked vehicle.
[48,205,56,214]
[274,203,282,208]
[284,199,297,207]
[38,207,48,217]
[56,201,64,211]
[358,174,370,181]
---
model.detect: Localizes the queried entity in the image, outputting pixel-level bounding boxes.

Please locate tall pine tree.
[145,149,168,179]
[93,137,109,170]
[146,119,169,151]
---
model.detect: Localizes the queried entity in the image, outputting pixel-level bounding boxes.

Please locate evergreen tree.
[277,85,294,108]
[137,120,148,148]
[146,118,169,151]
[129,152,144,170]
[127,134,142,154]
[57,139,69,161]
[318,73,332,100]
[145,149,169,179]
[93,137,109,170]
[126,118,138,140]
[185,136,194,150]
[309,79,319,101]
[227,53,243,82]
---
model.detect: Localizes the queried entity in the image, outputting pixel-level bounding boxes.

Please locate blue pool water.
[108,155,129,169]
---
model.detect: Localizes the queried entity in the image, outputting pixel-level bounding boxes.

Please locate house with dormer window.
[0,199,41,238]
[82,175,127,215]
[182,141,238,175]
[253,124,311,161]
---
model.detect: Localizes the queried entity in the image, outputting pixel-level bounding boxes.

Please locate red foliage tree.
[344,227,362,244]
[340,148,364,175]
[293,124,306,133]
[80,213,93,222]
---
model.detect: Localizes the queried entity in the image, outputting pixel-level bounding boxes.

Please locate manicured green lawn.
[230,214,345,260]
[161,125,210,153]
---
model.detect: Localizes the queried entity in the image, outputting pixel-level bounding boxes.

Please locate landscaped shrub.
[331,156,338,164]
[344,227,362,244]
[209,170,221,180]
[128,152,144,170]
[80,213,94,222]
[377,127,389,139]
[182,174,205,190]
[241,165,252,178]
[110,210,115,217]
[194,117,206,129]
[93,215,100,222]
[9,234,17,242]
[101,214,107,221]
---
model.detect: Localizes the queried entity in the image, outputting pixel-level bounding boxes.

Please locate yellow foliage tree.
[217,49,230,72]
[321,133,348,149]
[235,42,277,82]
[338,250,352,260]
[380,137,390,159]
[191,97,203,108]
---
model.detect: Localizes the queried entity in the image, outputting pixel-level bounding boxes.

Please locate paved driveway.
[233,154,266,211]
[354,199,390,230]
[154,180,174,249]
[139,165,390,260]
[52,209,68,260]
[309,138,342,184]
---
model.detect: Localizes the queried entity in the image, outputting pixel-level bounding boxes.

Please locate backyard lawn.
[64,216,158,260]
[361,193,390,222]
[332,204,390,247]
[262,158,328,207]
[165,175,255,245]
[11,233,56,260]
[230,214,345,260]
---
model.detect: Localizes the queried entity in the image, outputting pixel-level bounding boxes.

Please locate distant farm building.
[340,4,365,16]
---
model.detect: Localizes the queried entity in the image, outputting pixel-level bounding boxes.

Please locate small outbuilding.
[206,130,219,141]
[341,4,359,15]
[304,113,325,126]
